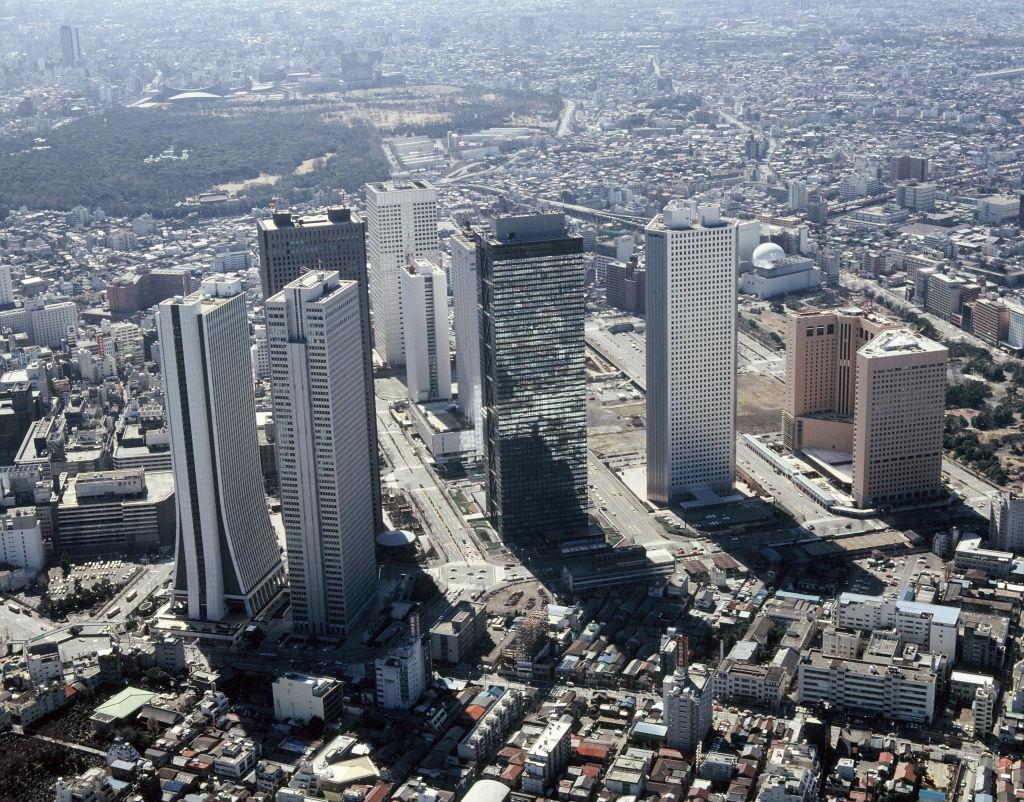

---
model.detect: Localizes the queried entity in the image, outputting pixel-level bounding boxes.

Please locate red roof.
[465,704,487,721]
[365,781,393,802]
[577,741,611,761]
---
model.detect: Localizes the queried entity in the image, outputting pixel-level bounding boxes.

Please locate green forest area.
[0,106,391,216]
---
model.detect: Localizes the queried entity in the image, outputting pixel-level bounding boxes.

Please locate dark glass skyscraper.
[256,207,381,530]
[59,25,81,67]
[474,214,587,540]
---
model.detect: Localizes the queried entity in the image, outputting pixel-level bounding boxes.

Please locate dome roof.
[376,529,416,547]
[752,242,786,268]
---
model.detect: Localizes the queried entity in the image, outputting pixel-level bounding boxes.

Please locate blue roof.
[633,721,668,738]
[896,599,959,625]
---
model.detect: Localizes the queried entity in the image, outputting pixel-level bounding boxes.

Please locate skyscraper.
[401,258,451,402]
[256,207,367,301]
[59,25,82,67]
[158,277,284,622]
[451,232,483,458]
[475,214,587,540]
[781,308,896,452]
[645,201,738,505]
[366,180,439,367]
[852,328,947,507]
[266,271,378,637]
[256,206,381,529]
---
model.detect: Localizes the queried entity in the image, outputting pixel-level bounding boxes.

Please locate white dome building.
[751,242,787,268]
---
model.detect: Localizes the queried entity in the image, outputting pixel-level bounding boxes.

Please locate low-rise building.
[458,686,525,762]
[797,648,939,723]
[712,659,788,709]
[272,673,344,724]
[429,600,486,664]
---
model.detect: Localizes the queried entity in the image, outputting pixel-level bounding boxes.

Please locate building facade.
[475,214,587,540]
[646,201,737,504]
[255,206,380,530]
[852,329,947,507]
[366,180,439,366]
[401,258,451,402]
[158,278,284,621]
[451,232,483,458]
[266,272,377,637]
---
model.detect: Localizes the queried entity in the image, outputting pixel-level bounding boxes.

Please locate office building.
[375,613,428,709]
[429,599,487,664]
[59,25,82,67]
[977,195,1020,225]
[712,660,788,710]
[272,673,345,724]
[923,271,964,321]
[256,206,380,529]
[401,258,451,402]
[646,201,737,504]
[833,587,959,661]
[266,272,377,637]
[158,277,284,622]
[782,308,896,452]
[475,214,587,540]
[30,301,78,349]
[973,298,1010,345]
[990,492,1024,552]
[605,259,646,315]
[0,265,13,307]
[451,232,483,458]
[662,637,713,752]
[256,207,367,300]
[890,155,930,182]
[896,182,937,211]
[853,329,947,507]
[55,469,175,556]
[0,509,44,572]
[954,533,1014,578]
[366,180,439,366]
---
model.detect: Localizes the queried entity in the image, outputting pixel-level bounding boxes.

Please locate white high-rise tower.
[158,276,284,622]
[267,271,378,637]
[646,201,738,505]
[451,232,483,458]
[366,180,439,367]
[401,258,451,402]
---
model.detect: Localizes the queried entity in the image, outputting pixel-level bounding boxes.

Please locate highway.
[556,99,578,138]
[842,271,1001,354]
[96,559,174,620]
[587,453,668,547]
[942,458,1001,516]
[373,380,530,595]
